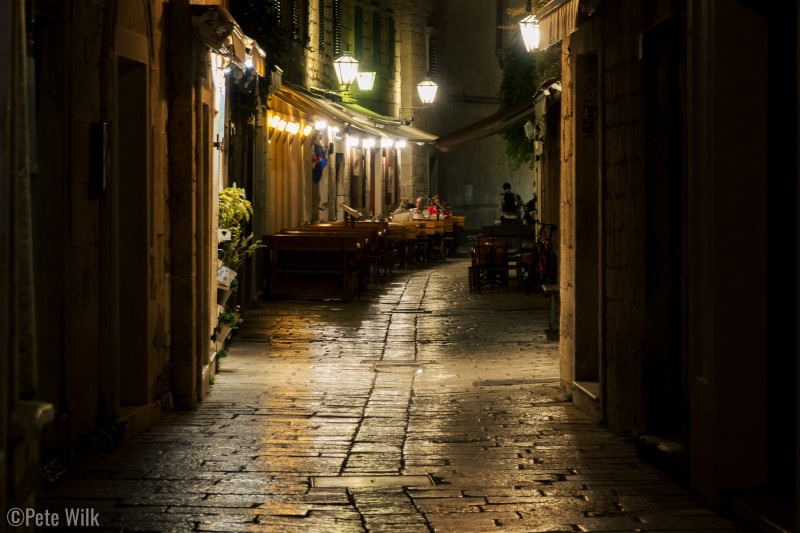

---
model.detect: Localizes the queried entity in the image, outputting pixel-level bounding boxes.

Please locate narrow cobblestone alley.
[41,258,753,533]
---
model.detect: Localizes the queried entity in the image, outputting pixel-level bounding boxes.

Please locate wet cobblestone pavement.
[42,258,754,532]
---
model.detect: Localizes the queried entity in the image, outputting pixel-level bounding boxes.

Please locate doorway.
[116,59,149,407]
[642,17,685,443]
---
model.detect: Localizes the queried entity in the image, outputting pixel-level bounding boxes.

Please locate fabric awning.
[536,0,602,50]
[434,99,535,153]
[271,83,438,144]
[537,0,579,50]
[341,102,439,143]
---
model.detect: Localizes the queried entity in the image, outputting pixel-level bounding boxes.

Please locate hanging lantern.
[417,77,438,104]
[519,14,540,52]
[333,52,359,89]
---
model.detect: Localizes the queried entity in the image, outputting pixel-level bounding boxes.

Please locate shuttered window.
[333,0,342,55]
[372,11,381,72]
[354,7,363,58]
[318,0,326,52]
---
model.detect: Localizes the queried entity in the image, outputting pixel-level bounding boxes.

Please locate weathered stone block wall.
[558,36,576,387]
[596,1,647,432]
[28,0,172,443]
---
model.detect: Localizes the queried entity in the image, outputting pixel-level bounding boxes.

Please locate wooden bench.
[352,221,405,273]
[293,224,384,284]
[263,234,362,301]
[317,221,400,274]
[389,220,424,266]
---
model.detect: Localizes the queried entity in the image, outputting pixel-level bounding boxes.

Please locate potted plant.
[216,307,244,349]
[217,186,264,303]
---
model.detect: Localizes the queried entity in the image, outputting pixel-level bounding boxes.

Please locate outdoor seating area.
[468,224,535,293]
[262,214,465,301]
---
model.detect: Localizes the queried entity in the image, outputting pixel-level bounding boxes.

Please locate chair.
[468,236,510,293]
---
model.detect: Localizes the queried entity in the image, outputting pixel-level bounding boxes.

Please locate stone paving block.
[460,488,543,498]
[424,512,516,532]
[412,496,488,513]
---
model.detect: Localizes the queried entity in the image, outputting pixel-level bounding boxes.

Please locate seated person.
[411,197,431,220]
[392,199,414,222]
[428,194,451,218]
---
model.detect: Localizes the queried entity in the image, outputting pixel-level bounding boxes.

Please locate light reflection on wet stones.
[42,259,753,532]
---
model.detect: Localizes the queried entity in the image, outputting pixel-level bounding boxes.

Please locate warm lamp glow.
[269,115,281,128]
[519,14,540,52]
[333,52,359,88]
[381,137,393,148]
[346,136,360,147]
[302,124,313,136]
[395,140,407,149]
[286,122,300,135]
[362,138,376,148]
[277,119,287,132]
[417,78,438,104]
[356,71,376,91]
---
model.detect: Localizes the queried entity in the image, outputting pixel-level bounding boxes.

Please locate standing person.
[311,141,328,217]
[412,197,431,220]
[500,182,522,224]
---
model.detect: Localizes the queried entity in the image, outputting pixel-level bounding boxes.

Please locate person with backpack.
[500,182,522,224]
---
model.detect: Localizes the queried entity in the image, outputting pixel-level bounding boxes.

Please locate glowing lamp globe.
[417,78,438,104]
[519,14,540,52]
[333,52,359,88]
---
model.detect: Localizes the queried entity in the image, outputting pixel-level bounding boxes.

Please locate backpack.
[502,191,517,213]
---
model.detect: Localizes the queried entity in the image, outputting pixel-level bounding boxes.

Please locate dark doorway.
[642,17,685,442]
[116,59,149,407]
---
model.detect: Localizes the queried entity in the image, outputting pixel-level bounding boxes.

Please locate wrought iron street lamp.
[519,1,540,52]
[333,51,359,90]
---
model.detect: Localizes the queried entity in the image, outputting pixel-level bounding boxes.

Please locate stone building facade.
[1,0,267,515]
[550,0,799,528]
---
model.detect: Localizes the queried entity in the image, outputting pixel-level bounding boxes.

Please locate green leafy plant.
[499,6,562,170]
[215,348,228,373]
[218,309,243,330]
[218,186,264,271]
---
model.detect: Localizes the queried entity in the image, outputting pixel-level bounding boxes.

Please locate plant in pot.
[217,186,264,305]
[216,307,244,349]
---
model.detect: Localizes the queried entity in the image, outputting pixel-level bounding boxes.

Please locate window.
[372,11,381,72]
[387,12,396,80]
[290,0,310,46]
[333,0,342,55]
[354,7,363,58]
[318,0,326,52]
[291,0,299,39]
[428,28,438,78]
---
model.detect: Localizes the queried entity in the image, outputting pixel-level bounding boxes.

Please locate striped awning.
[537,0,579,49]
[536,0,601,50]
